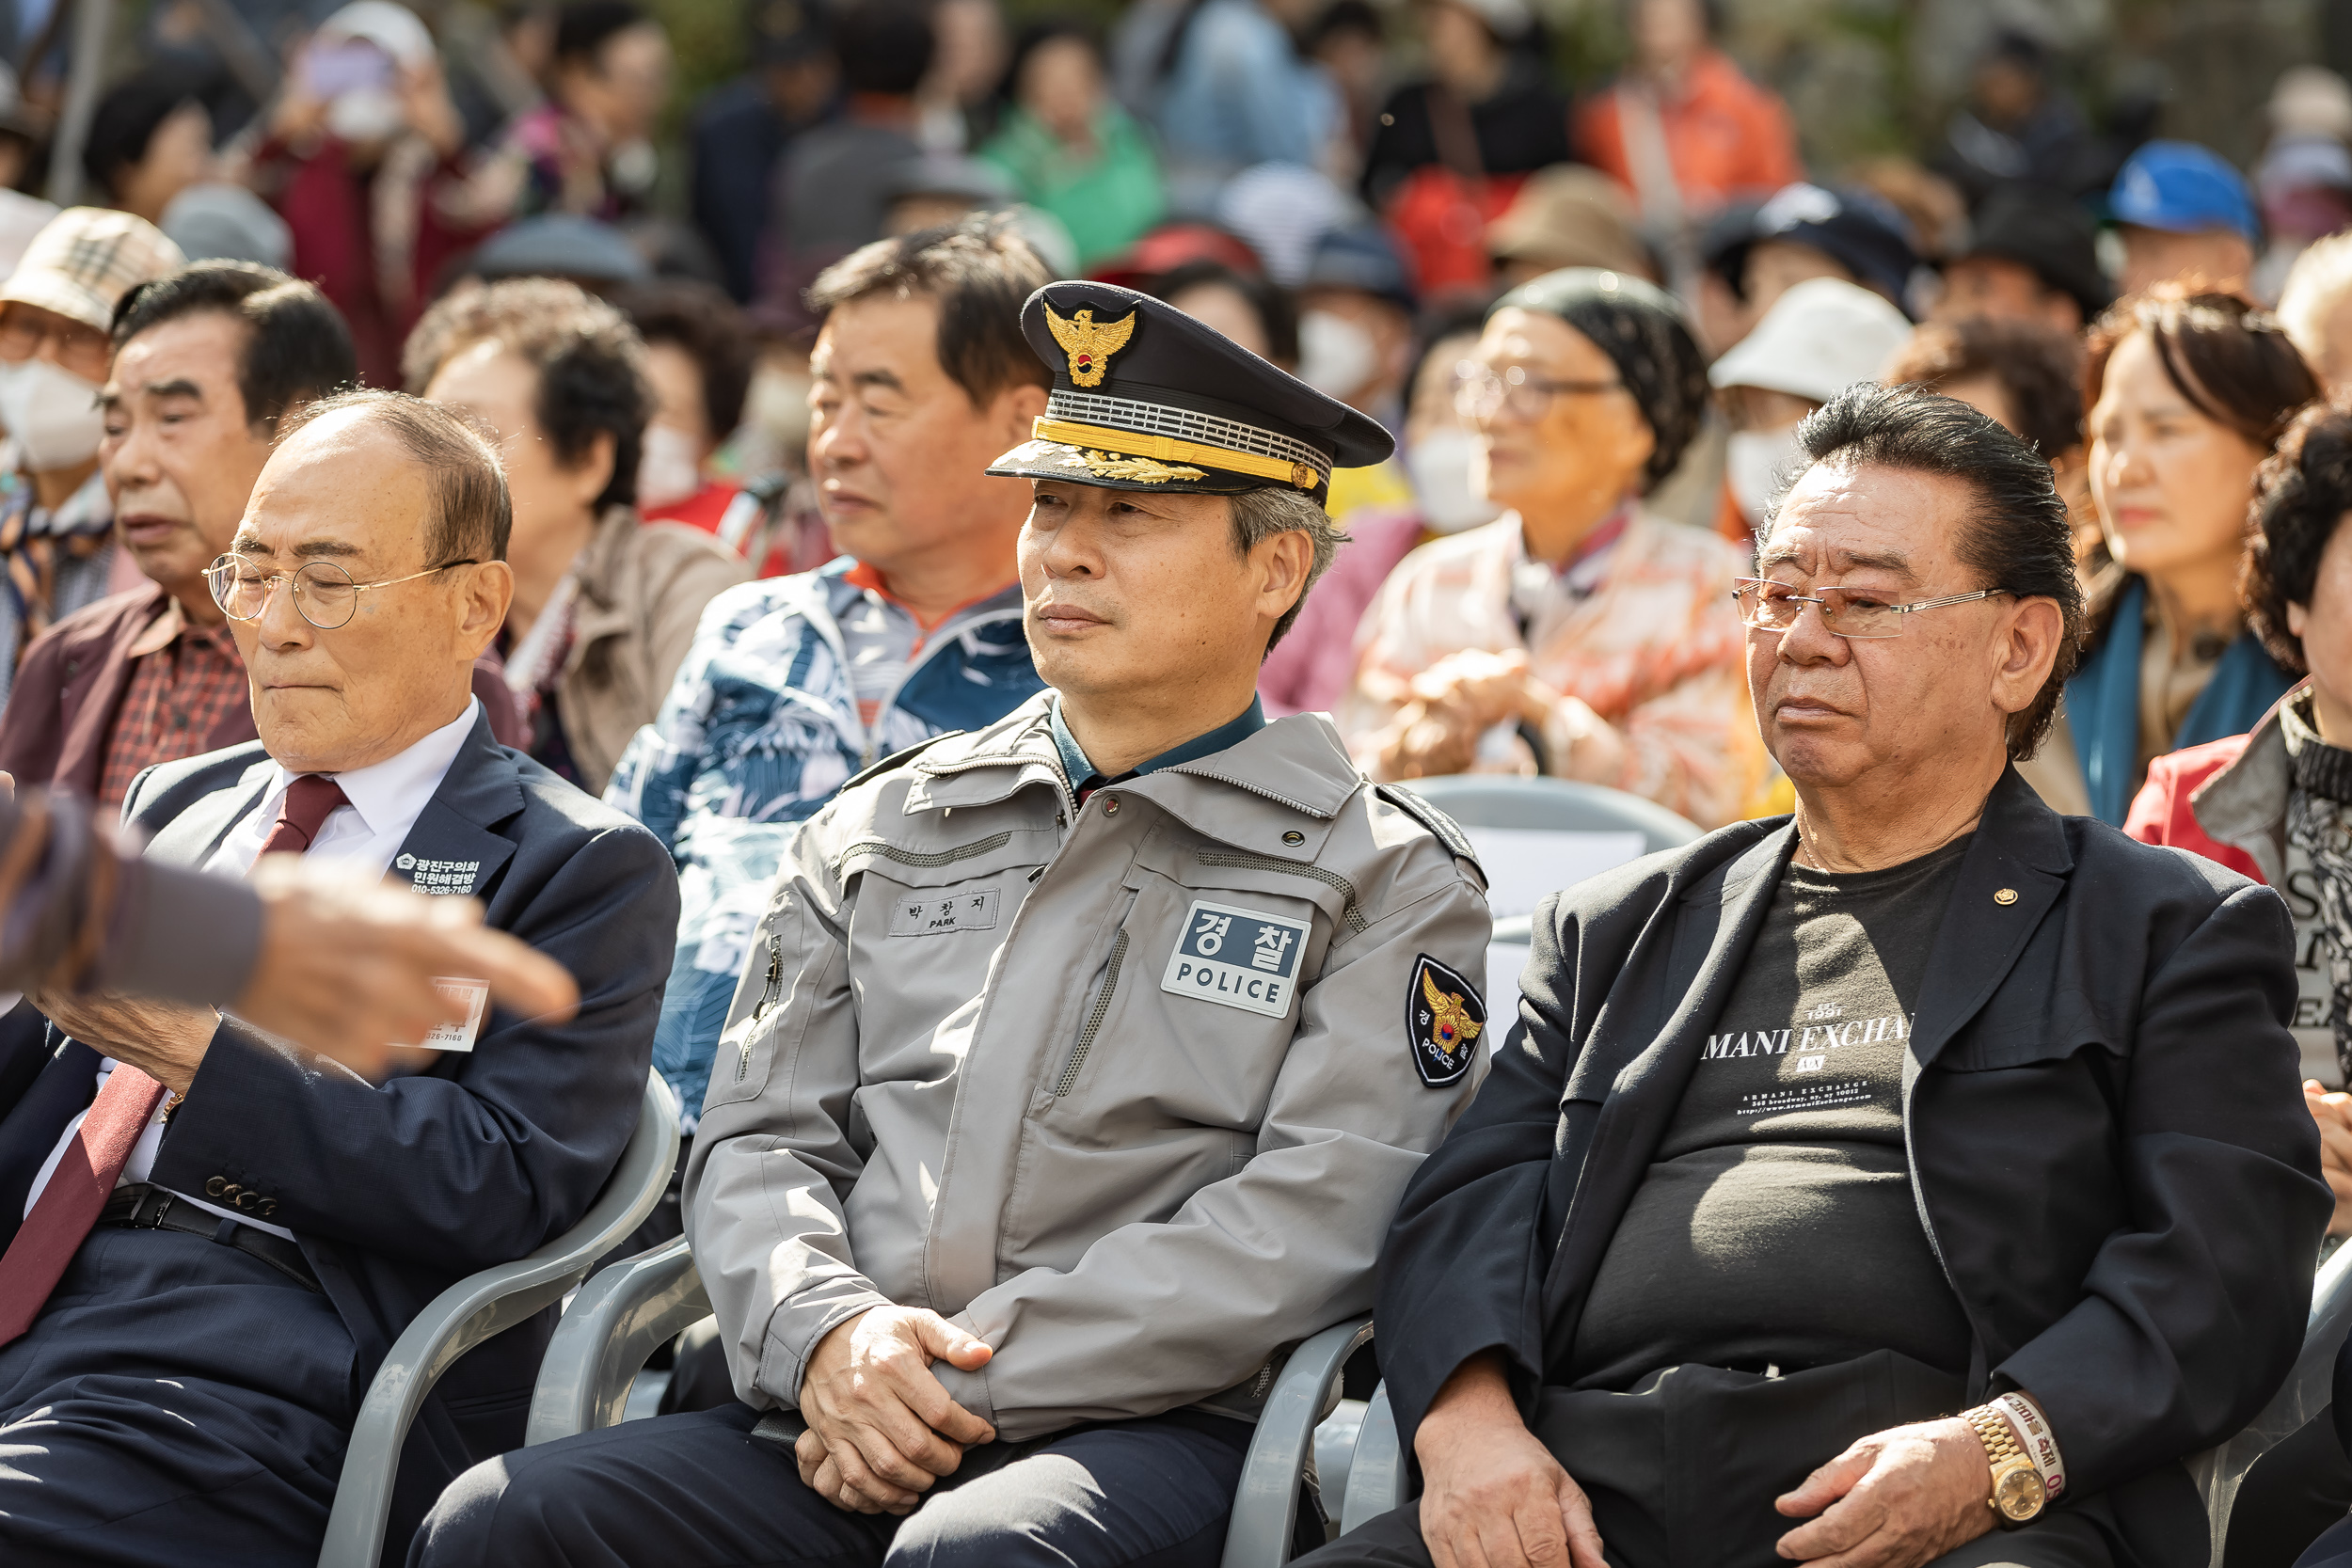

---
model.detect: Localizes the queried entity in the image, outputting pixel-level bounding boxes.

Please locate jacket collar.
[1590,767,2071,1091]
[2192,689,2296,887]
[1540,821,1789,1319]
[1905,766,2074,1069]
[136,711,524,896]
[388,710,524,896]
[569,503,642,612]
[907,692,1363,854]
[143,752,277,867]
[1542,766,2074,1318]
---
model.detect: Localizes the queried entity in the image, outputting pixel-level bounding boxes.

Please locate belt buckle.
[130,1187,172,1228]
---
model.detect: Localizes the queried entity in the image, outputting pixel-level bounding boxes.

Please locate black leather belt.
[98,1183,321,1293]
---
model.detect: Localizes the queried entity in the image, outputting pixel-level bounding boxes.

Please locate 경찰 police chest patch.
[1408,955,1486,1087]
[1160,898,1311,1019]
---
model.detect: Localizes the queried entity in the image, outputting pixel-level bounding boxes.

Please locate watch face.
[1994,1465,2047,1522]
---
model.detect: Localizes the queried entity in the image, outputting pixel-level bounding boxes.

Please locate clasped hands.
[1413,1353,1998,1568]
[791,1305,998,1514]
[1373,650,1615,784]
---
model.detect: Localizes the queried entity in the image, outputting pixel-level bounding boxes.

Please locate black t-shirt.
[1566,836,1978,1391]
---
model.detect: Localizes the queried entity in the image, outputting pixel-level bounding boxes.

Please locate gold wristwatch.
[1965,1404,2046,1527]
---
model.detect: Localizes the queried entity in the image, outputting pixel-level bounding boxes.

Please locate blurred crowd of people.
[0,0,2344,831]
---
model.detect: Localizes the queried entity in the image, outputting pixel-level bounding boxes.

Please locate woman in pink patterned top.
[1339,269,1768,829]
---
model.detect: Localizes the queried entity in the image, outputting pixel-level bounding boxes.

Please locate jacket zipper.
[1054,928,1129,1096]
[737,935,785,1083]
[1194,850,1368,933]
[833,831,1014,877]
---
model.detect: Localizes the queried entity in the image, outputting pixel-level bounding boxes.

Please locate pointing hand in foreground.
[239,854,578,1078]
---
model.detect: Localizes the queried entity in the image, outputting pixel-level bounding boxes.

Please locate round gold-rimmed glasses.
[204,554,479,631]
[1732,578,2013,640]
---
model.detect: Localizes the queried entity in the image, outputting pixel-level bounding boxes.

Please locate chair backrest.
[1396,775,1703,852]
[1397,776,1702,924]
[316,1070,681,1568]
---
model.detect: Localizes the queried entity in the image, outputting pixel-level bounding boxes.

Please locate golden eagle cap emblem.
[1422,967,1484,1057]
[1045,302,1136,388]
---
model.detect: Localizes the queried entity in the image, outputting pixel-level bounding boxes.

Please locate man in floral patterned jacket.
[605,216,1049,1118]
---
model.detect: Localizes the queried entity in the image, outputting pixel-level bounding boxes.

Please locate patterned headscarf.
[1488,267,1709,493]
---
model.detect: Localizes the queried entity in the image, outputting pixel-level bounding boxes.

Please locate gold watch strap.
[1967,1404,2024,1465]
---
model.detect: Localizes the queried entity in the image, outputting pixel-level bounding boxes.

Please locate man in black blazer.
[1307,386,2330,1568]
[0,389,676,1565]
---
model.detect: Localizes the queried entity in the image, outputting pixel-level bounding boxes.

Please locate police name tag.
[888,887,1001,937]
[1161,898,1311,1019]
[420,977,490,1051]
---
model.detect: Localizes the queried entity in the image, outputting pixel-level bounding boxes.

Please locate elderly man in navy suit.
[0,388,677,1566]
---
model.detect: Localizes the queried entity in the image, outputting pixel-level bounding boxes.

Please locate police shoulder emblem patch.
[1408,955,1485,1087]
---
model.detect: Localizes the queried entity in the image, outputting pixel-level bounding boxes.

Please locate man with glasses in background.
[1307,384,2328,1568]
[0,265,361,809]
[0,388,675,1566]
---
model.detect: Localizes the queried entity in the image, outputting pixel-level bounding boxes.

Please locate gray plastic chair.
[1395,775,1703,855]
[1326,1242,2352,1567]
[525,1232,710,1444]
[1399,775,1703,954]
[527,1236,1366,1568]
[2192,1240,2352,1564]
[1220,1316,1375,1567]
[314,1069,681,1568]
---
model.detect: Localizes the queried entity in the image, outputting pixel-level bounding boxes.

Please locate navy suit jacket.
[0,709,677,1544]
[1375,768,2330,1568]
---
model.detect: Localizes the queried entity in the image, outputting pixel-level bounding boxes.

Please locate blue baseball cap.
[2110,140,2260,243]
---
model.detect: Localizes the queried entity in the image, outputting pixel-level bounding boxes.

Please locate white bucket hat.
[1709,277,1911,404]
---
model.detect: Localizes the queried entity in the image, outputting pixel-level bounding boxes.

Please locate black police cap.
[985,280,1393,507]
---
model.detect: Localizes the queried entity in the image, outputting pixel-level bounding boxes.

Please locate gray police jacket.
[683,692,1493,1440]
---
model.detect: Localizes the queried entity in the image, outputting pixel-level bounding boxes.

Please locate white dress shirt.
[24,700,484,1238]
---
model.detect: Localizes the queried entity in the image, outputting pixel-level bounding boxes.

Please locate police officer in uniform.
[415,284,1497,1567]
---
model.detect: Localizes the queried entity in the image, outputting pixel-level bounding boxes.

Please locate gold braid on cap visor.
[1030,418,1325,490]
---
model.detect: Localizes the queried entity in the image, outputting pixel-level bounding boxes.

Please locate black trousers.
[0,1227,356,1567]
[411,1400,1264,1568]
[1297,1354,2115,1568]
[2230,1413,2352,1568]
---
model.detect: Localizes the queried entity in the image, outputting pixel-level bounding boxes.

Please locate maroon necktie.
[253,774,351,858]
[0,773,348,1343]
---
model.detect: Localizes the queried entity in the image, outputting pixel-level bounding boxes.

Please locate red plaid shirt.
[96,611,247,811]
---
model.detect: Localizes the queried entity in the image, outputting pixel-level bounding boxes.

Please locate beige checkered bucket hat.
[0,207,185,331]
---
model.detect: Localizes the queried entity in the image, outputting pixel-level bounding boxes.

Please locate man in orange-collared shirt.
[1574,0,1802,225]
[602,214,1053,1152]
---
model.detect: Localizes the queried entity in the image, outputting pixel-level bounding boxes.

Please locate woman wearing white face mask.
[618,279,757,538]
[1707,276,1911,547]
[1262,311,1494,718]
[0,207,186,707]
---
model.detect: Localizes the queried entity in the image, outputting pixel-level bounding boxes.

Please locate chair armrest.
[315,1071,680,1568]
[2190,1240,2352,1562]
[524,1234,711,1446]
[1220,1315,1375,1568]
[1340,1382,1405,1535]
